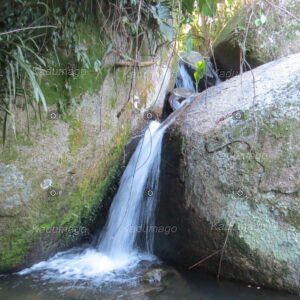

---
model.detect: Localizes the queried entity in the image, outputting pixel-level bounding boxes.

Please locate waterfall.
[19,61,193,282]
[97,121,165,257]
[176,63,196,92]
[19,114,181,281]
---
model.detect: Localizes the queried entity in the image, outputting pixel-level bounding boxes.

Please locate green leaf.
[185,35,194,53]
[194,60,206,87]
[156,4,171,20]
[150,4,175,41]
[159,22,175,41]
[198,0,217,17]
[182,0,195,13]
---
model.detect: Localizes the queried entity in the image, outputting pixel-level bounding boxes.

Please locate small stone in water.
[247,285,252,288]
[257,286,261,290]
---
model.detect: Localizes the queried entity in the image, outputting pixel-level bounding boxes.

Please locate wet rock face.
[155,54,300,293]
[212,0,300,81]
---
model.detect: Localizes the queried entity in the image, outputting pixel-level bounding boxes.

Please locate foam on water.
[19,248,155,283]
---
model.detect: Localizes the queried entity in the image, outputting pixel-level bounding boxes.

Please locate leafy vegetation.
[0,0,99,144]
[179,0,243,55]
[0,0,238,144]
[0,0,178,144]
[194,59,206,89]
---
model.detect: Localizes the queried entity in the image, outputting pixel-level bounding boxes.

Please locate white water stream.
[19,119,177,282]
[97,121,164,257]
[176,63,196,92]
[19,60,197,284]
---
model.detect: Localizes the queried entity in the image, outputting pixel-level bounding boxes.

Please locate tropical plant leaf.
[159,22,175,41]
[198,0,217,17]
[156,4,172,20]
[150,4,175,41]
[15,56,47,112]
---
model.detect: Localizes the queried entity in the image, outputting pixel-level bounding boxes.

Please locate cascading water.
[18,61,194,285]
[1,59,297,300]
[19,116,179,283]
[97,121,165,257]
[176,59,220,93]
[176,63,196,92]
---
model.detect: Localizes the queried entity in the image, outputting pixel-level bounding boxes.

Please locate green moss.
[109,96,118,109]
[66,20,109,99]
[16,132,34,146]
[61,127,129,227]
[266,121,290,139]
[231,124,252,139]
[0,147,19,163]
[67,117,88,155]
[58,154,72,168]
[40,72,67,106]
[115,68,128,85]
[69,68,108,98]
[0,224,32,271]
[39,220,56,230]
[0,124,130,272]
[40,18,108,108]
[0,130,34,163]
[34,123,129,235]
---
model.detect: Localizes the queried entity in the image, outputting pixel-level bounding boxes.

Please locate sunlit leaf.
[194,60,206,87]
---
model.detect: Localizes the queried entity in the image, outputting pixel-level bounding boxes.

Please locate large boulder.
[168,88,194,111]
[212,0,300,80]
[155,53,300,293]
